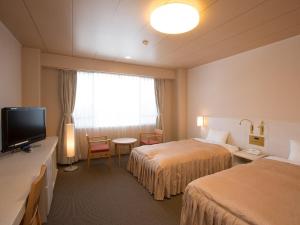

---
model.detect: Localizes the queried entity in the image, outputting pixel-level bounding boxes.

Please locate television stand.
[0,137,58,225]
[31,143,42,148]
[21,145,31,153]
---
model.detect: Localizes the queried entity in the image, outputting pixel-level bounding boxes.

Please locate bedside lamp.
[64,123,78,172]
[197,116,204,137]
[197,116,204,127]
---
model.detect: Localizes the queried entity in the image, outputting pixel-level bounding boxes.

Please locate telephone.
[244,148,262,155]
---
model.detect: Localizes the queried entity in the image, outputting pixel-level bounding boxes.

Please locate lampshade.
[150,2,200,34]
[65,123,75,158]
[197,116,204,127]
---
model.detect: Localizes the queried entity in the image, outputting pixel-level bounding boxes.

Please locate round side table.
[112,138,137,166]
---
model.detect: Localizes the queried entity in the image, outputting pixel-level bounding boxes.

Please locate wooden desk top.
[0,137,58,225]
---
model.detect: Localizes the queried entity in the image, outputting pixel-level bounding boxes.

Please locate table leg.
[118,145,121,167]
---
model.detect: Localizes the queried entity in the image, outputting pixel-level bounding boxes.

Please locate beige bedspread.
[181,158,300,225]
[127,139,231,200]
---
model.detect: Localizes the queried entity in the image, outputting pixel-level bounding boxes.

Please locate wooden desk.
[112,138,137,166]
[0,137,58,225]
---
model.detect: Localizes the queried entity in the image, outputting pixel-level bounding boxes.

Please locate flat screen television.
[1,107,46,152]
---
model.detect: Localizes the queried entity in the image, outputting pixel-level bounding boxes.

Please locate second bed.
[180,157,300,225]
[127,138,238,200]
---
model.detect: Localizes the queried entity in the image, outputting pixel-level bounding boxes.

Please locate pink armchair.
[139,129,163,146]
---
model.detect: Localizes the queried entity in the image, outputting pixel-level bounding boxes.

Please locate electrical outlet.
[249,135,264,147]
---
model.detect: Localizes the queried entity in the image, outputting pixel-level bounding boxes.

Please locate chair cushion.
[90,143,110,153]
[141,140,160,145]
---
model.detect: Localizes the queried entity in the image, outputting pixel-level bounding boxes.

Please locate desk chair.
[22,165,46,225]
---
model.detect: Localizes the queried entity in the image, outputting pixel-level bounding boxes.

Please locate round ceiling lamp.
[150,2,200,34]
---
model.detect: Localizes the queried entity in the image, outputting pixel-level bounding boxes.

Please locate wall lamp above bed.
[197,116,204,127]
[239,118,254,134]
[239,119,265,147]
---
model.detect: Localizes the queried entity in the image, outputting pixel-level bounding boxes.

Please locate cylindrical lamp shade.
[197,116,204,127]
[65,123,75,158]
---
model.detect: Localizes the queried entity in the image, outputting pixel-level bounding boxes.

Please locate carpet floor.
[45,156,182,225]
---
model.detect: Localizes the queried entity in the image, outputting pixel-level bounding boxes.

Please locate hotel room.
[0,0,299,225]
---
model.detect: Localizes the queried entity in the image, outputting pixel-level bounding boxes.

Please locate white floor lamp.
[64,123,78,172]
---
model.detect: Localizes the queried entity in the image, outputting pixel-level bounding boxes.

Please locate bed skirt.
[127,150,232,200]
[180,185,249,225]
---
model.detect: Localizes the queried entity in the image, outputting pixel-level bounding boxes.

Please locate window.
[73,71,157,128]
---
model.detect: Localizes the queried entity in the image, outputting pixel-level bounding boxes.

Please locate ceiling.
[0,0,299,69]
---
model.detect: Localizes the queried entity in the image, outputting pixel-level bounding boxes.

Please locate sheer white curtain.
[73,71,157,158]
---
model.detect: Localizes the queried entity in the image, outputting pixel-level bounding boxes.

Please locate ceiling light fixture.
[150,2,200,34]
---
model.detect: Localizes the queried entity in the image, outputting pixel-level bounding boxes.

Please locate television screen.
[1,107,46,152]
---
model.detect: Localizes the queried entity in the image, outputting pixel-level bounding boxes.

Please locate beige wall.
[187,35,300,137]
[41,68,177,141]
[42,53,176,79]
[0,21,22,150]
[22,47,41,106]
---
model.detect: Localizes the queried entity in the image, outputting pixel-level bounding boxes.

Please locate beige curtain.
[57,70,79,164]
[154,79,165,130]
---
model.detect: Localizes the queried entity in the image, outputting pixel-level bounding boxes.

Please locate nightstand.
[233,150,268,165]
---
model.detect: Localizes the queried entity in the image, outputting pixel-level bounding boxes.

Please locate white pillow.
[288,140,300,163]
[206,129,229,144]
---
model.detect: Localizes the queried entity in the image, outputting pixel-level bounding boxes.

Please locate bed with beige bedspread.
[181,158,300,225]
[127,139,232,200]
